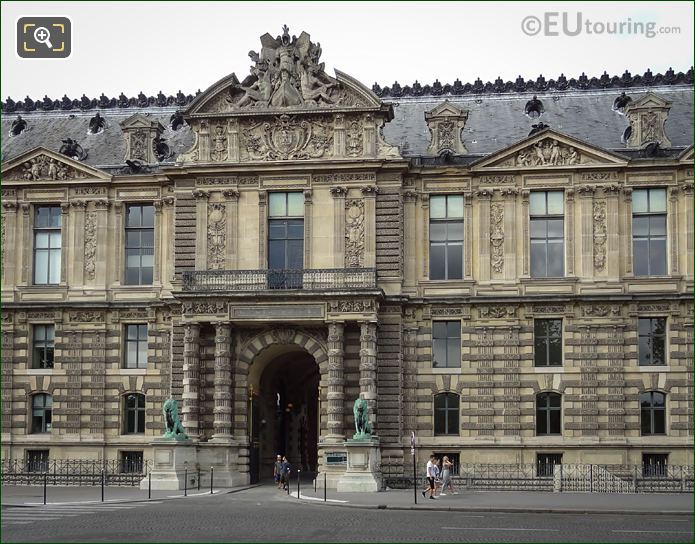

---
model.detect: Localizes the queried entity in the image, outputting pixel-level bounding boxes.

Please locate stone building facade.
[1,28,693,484]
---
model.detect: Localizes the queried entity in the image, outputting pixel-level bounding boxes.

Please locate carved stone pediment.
[471,129,628,170]
[174,27,400,165]
[1,147,110,182]
[624,92,672,148]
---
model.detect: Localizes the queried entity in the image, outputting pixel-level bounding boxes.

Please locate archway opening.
[249,347,320,483]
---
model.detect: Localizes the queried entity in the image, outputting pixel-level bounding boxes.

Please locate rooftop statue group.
[231,25,339,109]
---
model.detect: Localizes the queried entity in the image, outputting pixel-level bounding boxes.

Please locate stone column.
[326,321,345,442]
[19,203,31,285]
[681,182,694,277]
[501,188,518,281]
[669,186,679,275]
[93,200,110,287]
[521,190,530,277]
[304,189,313,269]
[213,322,233,440]
[330,187,347,268]
[464,192,473,279]
[622,188,633,276]
[223,190,239,269]
[577,185,595,279]
[153,200,164,285]
[60,202,70,286]
[403,191,418,287]
[182,322,201,439]
[476,189,492,281]
[359,321,378,434]
[1,202,18,287]
[566,188,576,277]
[192,190,209,270]
[70,201,87,287]
[604,185,621,281]
[421,194,430,278]
[361,186,378,268]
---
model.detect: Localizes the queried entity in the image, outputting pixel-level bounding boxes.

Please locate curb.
[3,484,261,508]
[289,496,692,516]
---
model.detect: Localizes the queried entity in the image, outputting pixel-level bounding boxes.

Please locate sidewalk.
[290,487,694,515]
[1,484,252,507]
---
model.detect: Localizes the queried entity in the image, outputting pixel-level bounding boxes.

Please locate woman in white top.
[440,456,457,495]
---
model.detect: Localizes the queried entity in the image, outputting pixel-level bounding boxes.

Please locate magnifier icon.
[33,26,53,49]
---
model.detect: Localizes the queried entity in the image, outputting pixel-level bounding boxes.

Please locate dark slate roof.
[1,108,195,171]
[1,69,693,167]
[382,85,694,156]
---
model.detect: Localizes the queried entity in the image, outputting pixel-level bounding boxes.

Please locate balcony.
[181,268,377,292]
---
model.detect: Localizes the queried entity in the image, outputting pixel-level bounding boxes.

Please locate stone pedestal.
[140,439,198,491]
[336,438,381,492]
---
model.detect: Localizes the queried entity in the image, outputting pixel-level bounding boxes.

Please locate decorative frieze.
[345,199,365,267]
[582,305,621,317]
[328,300,376,313]
[68,311,104,322]
[478,306,516,319]
[490,203,504,274]
[314,172,376,184]
[182,301,228,315]
[592,200,607,272]
[207,202,226,270]
[84,212,97,280]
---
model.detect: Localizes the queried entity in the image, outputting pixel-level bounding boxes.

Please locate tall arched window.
[31,394,52,433]
[536,392,561,435]
[434,393,459,436]
[640,391,666,435]
[124,394,146,434]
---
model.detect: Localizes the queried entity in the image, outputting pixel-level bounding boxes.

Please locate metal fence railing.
[1,458,151,486]
[181,268,377,292]
[381,463,694,494]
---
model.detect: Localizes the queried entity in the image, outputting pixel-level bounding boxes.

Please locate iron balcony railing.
[181,268,377,292]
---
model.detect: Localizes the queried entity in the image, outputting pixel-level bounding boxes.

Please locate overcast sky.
[2,1,693,100]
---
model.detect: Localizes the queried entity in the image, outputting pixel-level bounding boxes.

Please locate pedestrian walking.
[440,456,457,495]
[273,454,283,489]
[432,457,442,496]
[280,456,291,491]
[421,454,437,500]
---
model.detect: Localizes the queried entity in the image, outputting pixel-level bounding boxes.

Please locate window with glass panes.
[125,204,155,285]
[429,195,464,280]
[434,393,459,435]
[432,321,461,368]
[124,324,148,369]
[530,191,564,277]
[534,319,562,366]
[536,392,561,435]
[268,192,304,270]
[638,317,666,366]
[32,325,55,369]
[124,394,146,434]
[640,391,666,435]
[31,394,52,433]
[632,188,667,276]
[33,206,62,285]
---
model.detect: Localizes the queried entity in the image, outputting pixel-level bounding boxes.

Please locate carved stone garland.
[84,212,97,280]
[490,203,504,273]
[207,202,226,270]
[345,199,365,267]
[593,200,607,272]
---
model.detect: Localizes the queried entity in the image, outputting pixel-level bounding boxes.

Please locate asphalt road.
[2,486,693,542]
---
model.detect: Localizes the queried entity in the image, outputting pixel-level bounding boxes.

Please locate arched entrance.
[243,331,325,484]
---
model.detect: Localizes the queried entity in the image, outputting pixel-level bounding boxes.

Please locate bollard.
[413,450,417,505]
[184,468,188,497]
[148,472,152,500]
[43,472,47,505]
[210,466,214,494]
[297,469,300,499]
[198,467,201,491]
[101,469,105,502]
[324,472,327,502]
[314,473,317,493]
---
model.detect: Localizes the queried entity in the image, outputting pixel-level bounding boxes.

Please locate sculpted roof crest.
[185,26,383,116]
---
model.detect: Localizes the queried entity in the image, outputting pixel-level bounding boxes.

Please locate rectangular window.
[124,324,148,369]
[530,191,564,278]
[125,204,155,285]
[26,450,50,473]
[642,453,668,478]
[121,451,144,473]
[534,319,562,367]
[33,206,62,285]
[32,325,55,369]
[638,317,666,366]
[429,195,464,280]
[432,321,461,368]
[268,192,304,288]
[434,393,460,435]
[536,453,562,478]
[633,188,667,276]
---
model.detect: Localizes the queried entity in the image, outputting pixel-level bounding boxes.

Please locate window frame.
[124,324,148,369]
[31,393,53,434]
[632,188,667,277]
[433,392,460,436]
[33,205,62,286]
[533,318,563,367]
[529,190,564,278]
[640,391,666,436]
[638,317,667,366]
[124,203,155,286]
[32,324,55,369]
[535,392,562,436]
[123,393,146,434]
[267,192,304,273]
[432,320,462,369]
[428,194,464,280]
